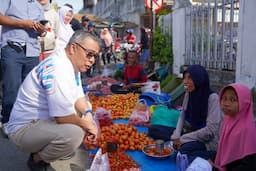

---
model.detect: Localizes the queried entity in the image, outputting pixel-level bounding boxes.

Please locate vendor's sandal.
[27,153,55,171]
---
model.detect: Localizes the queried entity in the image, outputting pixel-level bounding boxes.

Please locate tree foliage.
[152,27,173,64]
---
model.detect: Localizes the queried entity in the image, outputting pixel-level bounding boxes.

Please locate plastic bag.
[141,81,161,95]
[129,99,150,126]
[139,92,172,108]
[94,107,113,128]
[87,148,110,171]
[176,152,189,171]
[150,105,180,128]
[186,157,212,171]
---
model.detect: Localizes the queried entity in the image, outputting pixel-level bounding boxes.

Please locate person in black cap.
[81,15,90,31]
[86,21,100,77]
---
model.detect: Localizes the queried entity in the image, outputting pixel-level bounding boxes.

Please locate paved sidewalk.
[0,127,92,171]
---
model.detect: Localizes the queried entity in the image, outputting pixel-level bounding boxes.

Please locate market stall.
[115,119,177,171]
[86,92,177,171]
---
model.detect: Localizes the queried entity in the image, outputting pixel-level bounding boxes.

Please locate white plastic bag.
[87,148,110,171]
[141,81,161,95]
[176,152,189,171]
[94,107,111,120]
[129,99,150,126]
[186,157,212,171]
[94,107,113,127]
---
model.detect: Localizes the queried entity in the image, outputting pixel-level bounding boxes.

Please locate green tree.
[152,27,173,64]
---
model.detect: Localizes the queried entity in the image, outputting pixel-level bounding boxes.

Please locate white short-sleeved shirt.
[7,49,84,133]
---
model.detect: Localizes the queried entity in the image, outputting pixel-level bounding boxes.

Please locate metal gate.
[185,0,239,71]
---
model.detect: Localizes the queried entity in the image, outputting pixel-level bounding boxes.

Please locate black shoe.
[27,153,53,171]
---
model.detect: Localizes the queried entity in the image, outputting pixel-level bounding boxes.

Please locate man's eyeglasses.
[75,42,99,59]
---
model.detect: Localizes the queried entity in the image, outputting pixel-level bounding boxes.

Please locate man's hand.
[19,20,35,29]
[172,138,182,150]
[33,22,46,35]
[20,20,46,36]
[0,14,40,30]
[82,113,99,144]
[84,132,98,145]
[123,84,131,90]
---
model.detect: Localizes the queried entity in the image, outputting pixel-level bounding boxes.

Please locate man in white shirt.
[7,31,100,171]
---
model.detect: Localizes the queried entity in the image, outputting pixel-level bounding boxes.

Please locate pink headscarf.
[214,83,256,171]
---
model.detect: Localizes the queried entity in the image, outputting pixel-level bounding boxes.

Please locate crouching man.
[6,31,100,171]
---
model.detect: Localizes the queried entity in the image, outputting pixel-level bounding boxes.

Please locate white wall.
[236,0,256,88]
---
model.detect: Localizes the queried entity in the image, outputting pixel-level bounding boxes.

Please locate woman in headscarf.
[214,83,256,171]
[55,5,74,50]
[171,64,223,163]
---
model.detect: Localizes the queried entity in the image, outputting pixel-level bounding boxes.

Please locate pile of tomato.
[98,123,154,151]
[90,93,139,119]
[144,146,172,156]
[98,118,113,128]
[108,151,140,171]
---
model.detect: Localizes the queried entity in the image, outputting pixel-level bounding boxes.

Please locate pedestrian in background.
[0,0,45,134]
[140,27,150,69]
[55,5,74,50]
[86,21,101,76]
[70,18,82,31]
[81,15,90,31]
[108,23,117,43]
[38,0,60,61]
[100,28,114,65]
[124,28,136,45]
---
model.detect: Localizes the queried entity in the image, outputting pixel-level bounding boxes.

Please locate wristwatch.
[84,109,93,116]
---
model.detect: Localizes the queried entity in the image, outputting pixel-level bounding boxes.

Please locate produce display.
[86,76,119,95]
[90,93,139,119]
[144,146,172,156]
[129,101,150,126]
[98,123,154,151]
[142,144,174,159]
[94,107,113,128]
[108,151,140,171]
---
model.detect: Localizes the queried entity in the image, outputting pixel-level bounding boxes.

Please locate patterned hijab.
[215,83,256,171]
[184,65,213,130]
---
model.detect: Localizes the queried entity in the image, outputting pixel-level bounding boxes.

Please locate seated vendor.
[171,65,222,163]
[111,50,147,94]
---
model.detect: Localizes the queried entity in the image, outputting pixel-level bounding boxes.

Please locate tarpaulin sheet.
[114,119,177,171]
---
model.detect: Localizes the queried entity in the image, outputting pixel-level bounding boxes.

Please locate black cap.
[81,15,89,22]
[88,21,96,27]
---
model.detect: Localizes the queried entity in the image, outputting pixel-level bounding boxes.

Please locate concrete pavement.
[0,125,92,171]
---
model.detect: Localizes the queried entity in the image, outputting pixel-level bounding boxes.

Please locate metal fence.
[185,0,239,71]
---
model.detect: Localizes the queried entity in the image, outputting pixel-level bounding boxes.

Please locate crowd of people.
[0,0,256,171]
